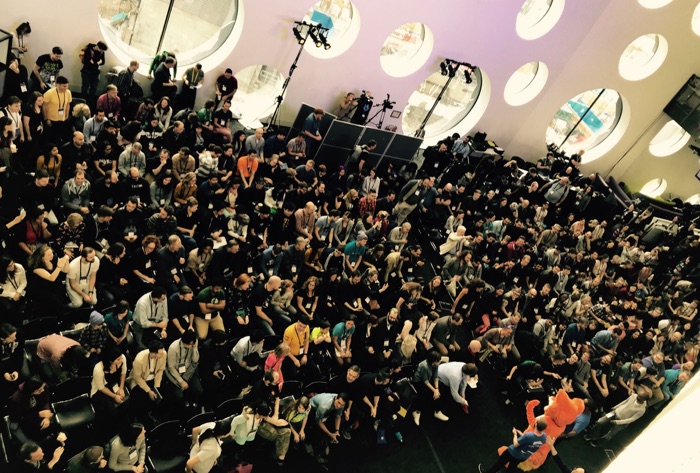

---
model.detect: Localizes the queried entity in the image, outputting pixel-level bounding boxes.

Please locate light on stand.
[292,25,305,45]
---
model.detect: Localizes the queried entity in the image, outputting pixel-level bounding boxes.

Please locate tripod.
[265,22,329,134]
[367,95,395,129]
[366,103,389,129]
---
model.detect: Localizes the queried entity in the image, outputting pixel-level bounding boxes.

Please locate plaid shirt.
[80,325,108,351]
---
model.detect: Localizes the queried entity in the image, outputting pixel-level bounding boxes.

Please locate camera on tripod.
[382,94,396,110]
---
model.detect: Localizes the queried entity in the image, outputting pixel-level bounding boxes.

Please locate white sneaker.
[412,410,421,426]
[434,411,449,421]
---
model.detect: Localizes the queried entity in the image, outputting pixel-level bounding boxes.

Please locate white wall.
[4,0,700,199]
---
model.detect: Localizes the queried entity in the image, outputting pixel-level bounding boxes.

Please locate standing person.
[31,46,63,92]
[11,22,31,62]
[214,68,237,109]
[80,41,108,107]
[151,57,177,101]
[180,64,204,110]
[115,60,139,107]
[4,55,30,106]
[478,417,548,473]
[301,108,325,159]
[42,76,72,144]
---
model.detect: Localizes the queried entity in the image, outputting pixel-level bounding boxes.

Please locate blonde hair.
[72,103,91,118]
[66,212,84,228]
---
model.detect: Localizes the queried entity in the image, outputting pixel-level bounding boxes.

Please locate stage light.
[292,25,305,45]
[464,67,473,84]
[321,31,331,50]
[447,62,457,78]
[309,29,323,48]
[440,61,448,76]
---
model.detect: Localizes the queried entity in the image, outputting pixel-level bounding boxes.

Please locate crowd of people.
[1,21,700,473]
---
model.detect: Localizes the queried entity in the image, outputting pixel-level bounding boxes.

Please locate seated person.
[79,311,108,367]
[108,423,147,473]
[9,376,59,442]
[89,346,128,421]
[164,329,203,408]
[127,340,166,424]
[66,445,107,473]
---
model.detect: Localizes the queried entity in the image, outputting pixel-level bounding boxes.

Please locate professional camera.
[382,94,396,110]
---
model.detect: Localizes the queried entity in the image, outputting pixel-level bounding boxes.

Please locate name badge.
[353,300,358,308]
[205,313,212,320]
[20,83,28,93]
[247,266,253,273]
[112,384,120,393]
[50,75,55,83]
[391,272,397,278]
[365,297,371,304]
[320,235,326,241]
[208,203,214,210]
[434,162,439,168]
[190,85,196,90]
[415,190,420,196]
[37,204,45,210]
[407,267,413,273]
[305,303,312,309]
[160,199,165,205]
[170,268,177,275]
[178,364,186,374]
[268,269,274,276]
[58,109,64,117]
[384,340,390,347]
[90,136,96,143]
[108,112,114,118]
[291,265,297,273]
[222,85,227,92]
[129,450,138,461]
[145,260,151,269]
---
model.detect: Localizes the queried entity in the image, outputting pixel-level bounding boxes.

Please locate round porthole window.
[648,120,691,157]
[98,0,243,70]
[516,0,566,40]
[639,178,668,198]
[503,61,549,106]
[545,88,629,163]
[302,0,361,59]
[380,22,434,78]
[618,33,668,81]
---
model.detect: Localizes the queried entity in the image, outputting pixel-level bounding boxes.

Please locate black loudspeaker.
[664,74,700,142]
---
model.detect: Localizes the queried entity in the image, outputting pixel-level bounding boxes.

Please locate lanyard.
[5,108,20,129]
[56,88,66,111]
[79,261,92,281]
[296,328,307,347]
[8,273,18,290]
[150,296,159,320]
[190,68,199,83]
